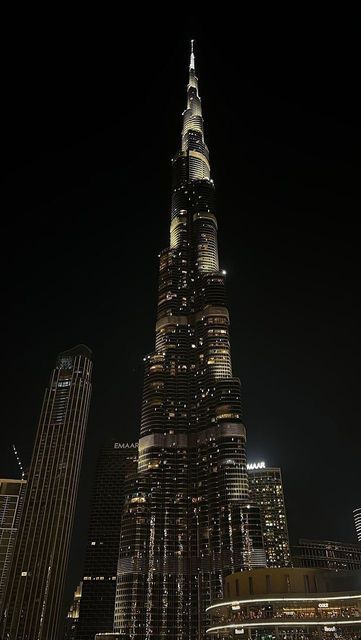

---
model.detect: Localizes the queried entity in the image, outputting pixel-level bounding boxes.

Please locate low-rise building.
[206,567,361,639]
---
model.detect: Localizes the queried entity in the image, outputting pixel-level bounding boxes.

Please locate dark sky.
[1,12,360,610]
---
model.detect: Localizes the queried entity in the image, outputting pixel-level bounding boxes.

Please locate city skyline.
[2,25,360,614]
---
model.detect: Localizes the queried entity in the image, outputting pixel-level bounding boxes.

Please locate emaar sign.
[247,461,266,470]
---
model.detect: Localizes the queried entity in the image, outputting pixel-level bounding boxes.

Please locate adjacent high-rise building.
[247,461,291,567]
[354,508,361,543]
[77,441,138,640]
[0,478,27,609]
[292,538,361,571]
[115,43,262,640]
[1,345,92,640]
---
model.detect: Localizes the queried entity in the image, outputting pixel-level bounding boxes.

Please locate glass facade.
[114,43,264,639]
[0,345,92,640]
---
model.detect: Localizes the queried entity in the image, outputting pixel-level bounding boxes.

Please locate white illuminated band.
[206,594,361,611]
[206,620,361,634]
[247,461,266,470]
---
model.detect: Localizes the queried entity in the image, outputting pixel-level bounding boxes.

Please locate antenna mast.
[12,444,25,479]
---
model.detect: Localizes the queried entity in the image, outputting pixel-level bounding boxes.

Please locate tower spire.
[190,39,195,71]
[181,40,209,175]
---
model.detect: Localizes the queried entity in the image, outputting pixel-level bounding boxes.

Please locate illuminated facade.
[1,345,92,640]
[206,567,361,639]
[0,478,27,609]
[77,441,138,640]
[292,539,361,572]
[247,462,291,567]
[115,43,262,640]
[95,634,124,639]
[354,508,361,543]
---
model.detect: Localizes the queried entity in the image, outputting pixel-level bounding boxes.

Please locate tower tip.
[190,39,195,71]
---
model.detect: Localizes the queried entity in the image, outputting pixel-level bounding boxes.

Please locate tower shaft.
[1,346,92,640]
[115,45,256,640]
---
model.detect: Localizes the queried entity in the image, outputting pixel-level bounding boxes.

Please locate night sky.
[1,14,360,610]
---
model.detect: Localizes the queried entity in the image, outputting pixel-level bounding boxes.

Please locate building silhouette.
[114,43,263,639]
[1,345,92,640]
[0,478,27,609]
[247,461,291,567]
[77,441,138,640]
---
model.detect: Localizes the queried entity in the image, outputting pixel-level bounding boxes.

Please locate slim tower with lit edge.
[115,43,260,639]
[1,345,92,640]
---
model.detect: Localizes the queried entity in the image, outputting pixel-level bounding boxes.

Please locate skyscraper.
[0,478,27,609]
[1,344,92,640]
[115,43,259,640]
[354,508,361,543]
[247,461,291,567]
[77,441,138,640]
